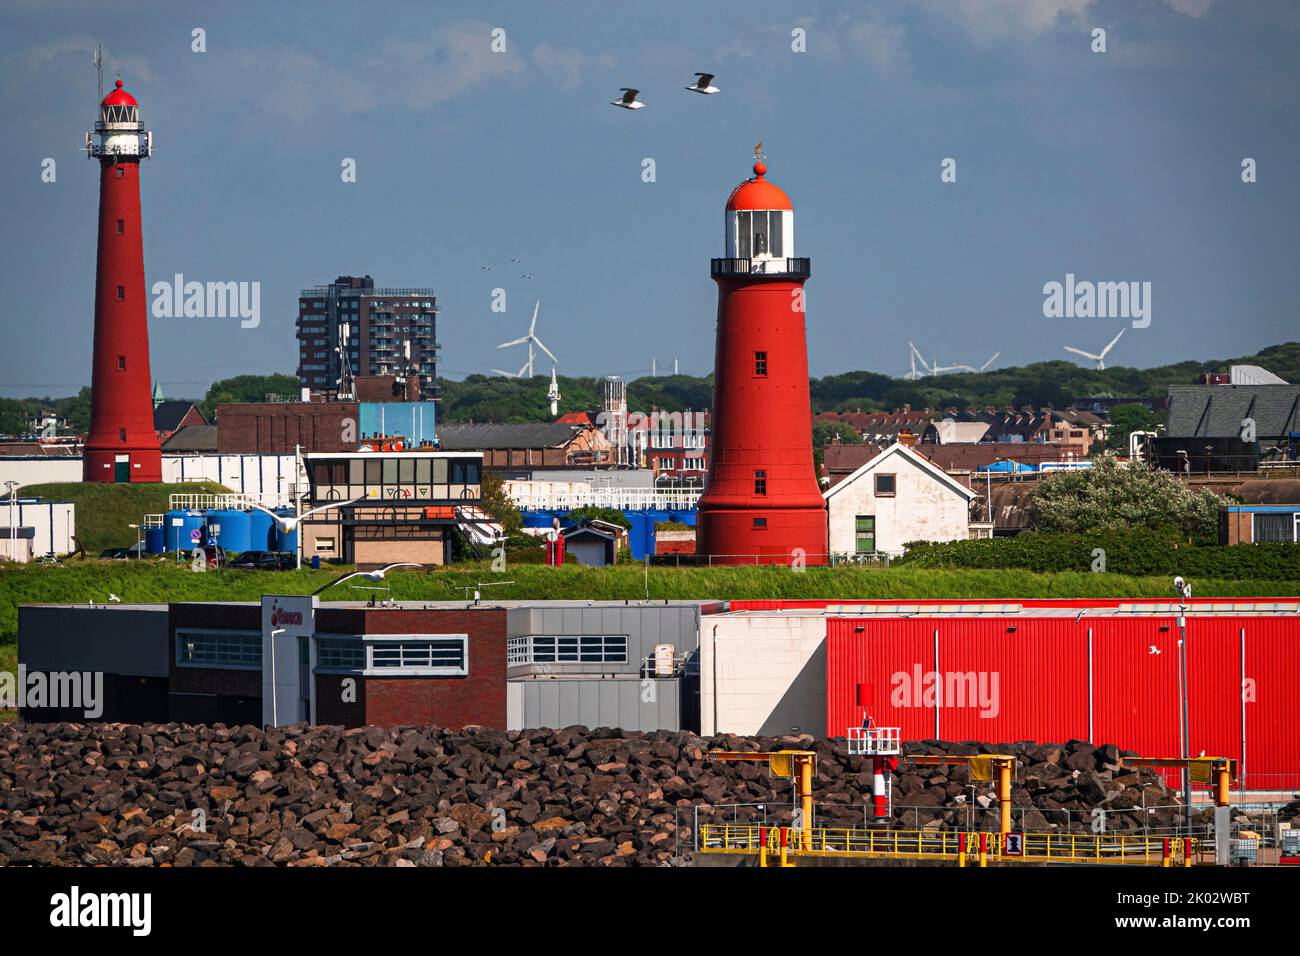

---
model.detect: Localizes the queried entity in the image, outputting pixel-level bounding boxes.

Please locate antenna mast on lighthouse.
[93,44,103,101]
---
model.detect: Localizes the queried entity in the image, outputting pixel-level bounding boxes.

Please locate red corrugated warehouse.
[822,606,1299,790]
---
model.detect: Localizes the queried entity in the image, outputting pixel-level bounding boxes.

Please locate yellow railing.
[697,824,1196,866]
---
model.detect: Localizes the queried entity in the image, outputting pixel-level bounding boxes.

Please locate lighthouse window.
[754,351,767,377]
[769,212,783,256]
[753,517,767,529]
[115,219,124,235]
[116,285,125,300]
[117,355,126,370]
[118,428,126,442]
[737,211,752,258]
[115,166,124,178]
[754,470,767,496]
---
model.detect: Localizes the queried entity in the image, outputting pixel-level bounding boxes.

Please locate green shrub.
[897,530,1300,579]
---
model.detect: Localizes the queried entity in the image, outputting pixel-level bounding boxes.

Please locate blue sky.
[1,0,1296,397]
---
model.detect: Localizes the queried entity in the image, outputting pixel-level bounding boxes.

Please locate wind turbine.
[905,341,936,380]
[978,351,1001,372]
[496,301,556,379]
[1064,328,1125,370]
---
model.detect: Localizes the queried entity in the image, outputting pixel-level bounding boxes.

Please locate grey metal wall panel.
[512,677,682,732]
[507,681,523,729]
[558,680,580,728]
[19,606,170,678]
[580,681,600,726]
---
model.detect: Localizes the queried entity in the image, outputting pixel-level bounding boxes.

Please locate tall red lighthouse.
[82,79,162,483]
[695,149,827,565]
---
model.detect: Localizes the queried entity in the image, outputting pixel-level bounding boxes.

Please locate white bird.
[249,493,373,535]
[685,72,719,94]
[480,265,493,271]
[1064,328,1125,370]
[521,273,535,279]
[313,562,423,596]
[611,88,644,110]
[108,593,121,603]
[510,257,521,263]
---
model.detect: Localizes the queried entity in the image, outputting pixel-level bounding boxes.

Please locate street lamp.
[1174,575,1193,836]
[4,481,17,560]
[128,523,141,559]
[269,627,285,727]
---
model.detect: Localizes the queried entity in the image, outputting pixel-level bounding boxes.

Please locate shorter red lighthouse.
[83,79,162,483]
[695,150,827,565]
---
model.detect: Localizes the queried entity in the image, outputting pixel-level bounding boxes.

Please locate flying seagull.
[685,72,719,94]
[611,88,644,110]
[1064,328,1125,370]
[312,562,423,596]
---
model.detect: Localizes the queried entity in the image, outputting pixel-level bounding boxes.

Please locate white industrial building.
[823,442,977,558]
[0,498,76,561]
[0,453,297,504]
[698,609,828,738]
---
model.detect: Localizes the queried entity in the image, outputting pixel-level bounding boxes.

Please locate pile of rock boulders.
[0,723,1183,866]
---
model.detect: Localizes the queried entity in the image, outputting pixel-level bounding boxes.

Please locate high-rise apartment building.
[296,275,439,401]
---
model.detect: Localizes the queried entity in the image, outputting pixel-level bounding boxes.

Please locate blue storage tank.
[162,510,206,553]
[144,525,165,554]
[273,509,297,554]
[248,509,276,552]
[206,509,252,553]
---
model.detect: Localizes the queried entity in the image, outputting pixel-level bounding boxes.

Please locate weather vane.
[753,141,765,162]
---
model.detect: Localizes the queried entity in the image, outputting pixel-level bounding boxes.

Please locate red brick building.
[167,602,507,729]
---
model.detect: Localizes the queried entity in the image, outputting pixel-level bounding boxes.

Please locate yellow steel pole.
[1215,766,1230,807]
[996,758,1013,836]
[799,755,814,851]
[759,827,768,868]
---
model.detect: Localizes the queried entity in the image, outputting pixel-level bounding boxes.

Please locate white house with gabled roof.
[823,441,977,558]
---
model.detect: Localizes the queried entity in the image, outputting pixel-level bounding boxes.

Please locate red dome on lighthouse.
[101,78,138,108]
[725,160,794,211]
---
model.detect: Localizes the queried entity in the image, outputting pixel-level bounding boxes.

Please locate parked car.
[228,550,296,571]
[99,545,146,560]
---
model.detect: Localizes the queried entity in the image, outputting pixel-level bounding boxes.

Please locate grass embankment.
[19,482,232,554]
[2,560,1297,646]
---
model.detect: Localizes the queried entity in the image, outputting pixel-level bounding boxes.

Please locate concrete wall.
[163,454,298,501]
[507,677,680,731]
[0,454,296,501]
[826,450,971,556]
[0,458,81,487]
[698,613,827,738]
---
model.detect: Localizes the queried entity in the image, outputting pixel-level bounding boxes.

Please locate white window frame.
[507,634,628,665]
[176,628,262,670]
[317,632,470,676]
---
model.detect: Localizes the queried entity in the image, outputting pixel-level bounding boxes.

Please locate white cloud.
[1163,0,1214,16]
[843,15,910,73]
[532,44,590,91]
[219,21,524,120]
[927,0,1096,40]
